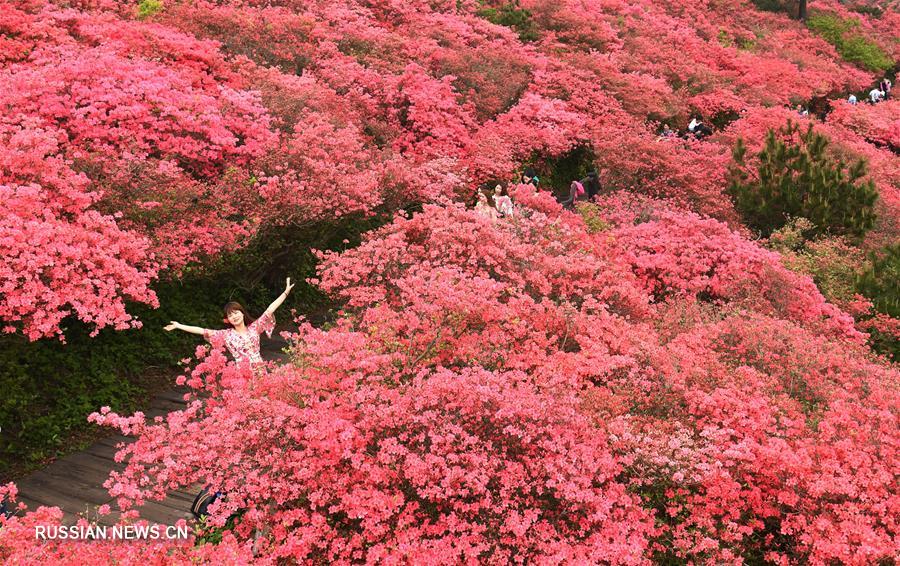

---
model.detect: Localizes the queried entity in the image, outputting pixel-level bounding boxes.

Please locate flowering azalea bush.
[80,365,655,563]
[0,122,159,339]
[4,193,893,563]
[3,0,898,337]
[2,0,898,562]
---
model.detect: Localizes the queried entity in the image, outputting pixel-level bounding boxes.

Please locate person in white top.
[848,94,858,105]
[869,88,885,103]
[687,117,712,139]
[492,184,515,217]
[795,104,808,116]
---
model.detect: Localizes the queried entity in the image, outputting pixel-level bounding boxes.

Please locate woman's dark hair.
[223,301,254,327]
[523,166,536,179]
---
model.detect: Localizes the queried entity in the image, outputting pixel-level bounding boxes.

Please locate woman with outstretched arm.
[164,278,295,364]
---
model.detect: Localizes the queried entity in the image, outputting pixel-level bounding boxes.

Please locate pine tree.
[728,121,878,238]
[857,243,900,318]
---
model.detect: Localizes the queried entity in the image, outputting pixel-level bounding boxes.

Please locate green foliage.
[576,202,611,233]
[476,1,539,42]
[204,215,383,321]
[728,121,878,238]
[137,0,162,19]
[709,109,742,130]
[766,216,816,252]
[856,243,900,319]
[0,214,386,480]
[856,243,899,360]
[807,12,894,72]
[768,218,866,304]
[531,145,596,200]
[0,279,222,478]
[194,510,244,546]
[768,222,897,360]
[737,36,757,51]
[717,29,733,48]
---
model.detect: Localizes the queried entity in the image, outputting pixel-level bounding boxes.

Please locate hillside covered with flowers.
[1,0,898,562]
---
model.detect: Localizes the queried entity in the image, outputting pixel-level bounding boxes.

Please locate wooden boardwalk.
[13,339,290,527]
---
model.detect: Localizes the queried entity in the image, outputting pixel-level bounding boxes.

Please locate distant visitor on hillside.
[580,170,602,199]
[164,278,294,364]
[475,190,498,220]
[492,184,515,217]
[848,94,858,105]
[795,104,808,117]
[522,167,539,187]
[657,123,676,141]
[561,179,586,209]
[869,87,885,103]
[879,77,891,98]
[688,117,712,139]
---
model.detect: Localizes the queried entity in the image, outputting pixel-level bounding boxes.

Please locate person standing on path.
[164,278,295,364]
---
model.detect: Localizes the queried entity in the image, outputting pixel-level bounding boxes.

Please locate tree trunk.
[798,0,807,21]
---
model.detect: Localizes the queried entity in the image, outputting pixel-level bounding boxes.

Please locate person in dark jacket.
[693,122,712,139]
[580,170,601,199]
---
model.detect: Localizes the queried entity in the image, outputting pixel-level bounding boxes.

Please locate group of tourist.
[655,117,713,142]
[474,183,517,219]
[472,166,607,220]
[849,76,892,105]
[654,75,893,144]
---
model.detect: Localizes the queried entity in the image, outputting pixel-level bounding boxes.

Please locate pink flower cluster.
[1,0,897,561]
[3,0,899,338]
[4,194,893,563]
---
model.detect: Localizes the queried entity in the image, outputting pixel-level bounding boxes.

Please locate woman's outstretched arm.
[263,277,295,318]
[164,321,208,336]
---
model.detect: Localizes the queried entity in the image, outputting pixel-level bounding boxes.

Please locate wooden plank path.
[13,338,290,527]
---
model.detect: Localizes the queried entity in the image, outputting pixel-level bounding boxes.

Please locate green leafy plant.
[137,0,163,19]
[576,202,611,233]
[806,12,893,72]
